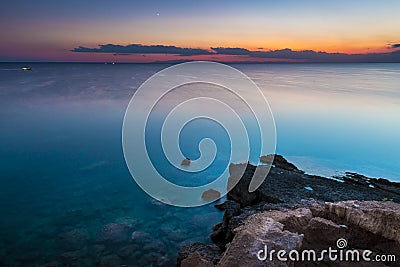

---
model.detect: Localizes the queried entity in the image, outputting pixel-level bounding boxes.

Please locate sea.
[0,62,399,266]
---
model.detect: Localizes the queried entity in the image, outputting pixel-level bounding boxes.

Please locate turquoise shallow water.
[0,63,399,266]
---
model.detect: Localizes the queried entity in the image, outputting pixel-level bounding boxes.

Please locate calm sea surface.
[0,63,399,266]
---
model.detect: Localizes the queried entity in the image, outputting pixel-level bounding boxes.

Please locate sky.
[1,0,400,62]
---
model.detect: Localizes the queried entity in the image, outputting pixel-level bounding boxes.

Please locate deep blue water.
[0,63,399,266]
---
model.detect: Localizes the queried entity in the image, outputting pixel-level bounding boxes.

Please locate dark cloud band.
[72,44,212,56]
[71,44,400,63]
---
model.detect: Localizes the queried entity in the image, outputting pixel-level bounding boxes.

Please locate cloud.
[71,43,400,63]
[239,48,400,63]
[211,47,251,55]
[72,44,212,56]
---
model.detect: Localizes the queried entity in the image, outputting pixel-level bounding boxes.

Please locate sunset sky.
[1,0,400,62]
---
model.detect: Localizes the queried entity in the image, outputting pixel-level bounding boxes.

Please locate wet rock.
[260,154,304,173]
[97,223,132,244]
[215,200,241,214]
[335,172,371,186]
[228,156,400,206]
[57,229,90,251]
[211,201,241,247]
[227,163,258,206]
[177,242,221,266]
[202,189,221,201]
[181,252,214,267]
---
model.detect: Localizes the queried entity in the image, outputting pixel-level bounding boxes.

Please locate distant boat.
[21,67,31,71]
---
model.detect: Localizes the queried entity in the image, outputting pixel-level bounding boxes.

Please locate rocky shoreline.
[178,155,400,267]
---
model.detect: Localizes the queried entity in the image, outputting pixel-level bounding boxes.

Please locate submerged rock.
[118,244,139,259]
[190,212,222,228]
[40,262,62,267]
[59,249,92,266]
[99,254,122,267]
[57,229,90,251]
[96,223,132,244]
[130,231,152,243]
[181,158,191,166]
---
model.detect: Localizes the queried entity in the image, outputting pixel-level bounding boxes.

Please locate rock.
[215,200,241,213]
[96,223,132,243]
[228,155,400,206]
[336,172,371,186]
[211,201,241,247]
[57,229,90,251]
[218,215,303,267]
[178,155,400,267]
[181,252,214,267]
[262,207,313,233]
[260,154,304,173]
[177,242,221,266]
[227,163,258,206]
[180,200,400,266]
[202,189,221,201]
[304,217,347,245]
[322,200,400,243]
[181,158,191,166]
